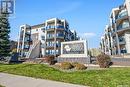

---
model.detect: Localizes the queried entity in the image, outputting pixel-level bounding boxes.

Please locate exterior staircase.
[26,40,40,59]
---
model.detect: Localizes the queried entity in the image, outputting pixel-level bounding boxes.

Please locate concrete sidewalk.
[0,73,88,87]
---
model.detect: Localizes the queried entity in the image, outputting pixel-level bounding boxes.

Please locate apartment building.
[100,0,130,55]
[100,25,112,55]
[17,18,79,58]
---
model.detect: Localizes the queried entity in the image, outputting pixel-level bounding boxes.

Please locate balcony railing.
[41,44,44,48]
[46,34,64,39]
[46,36,54,39]
[56,34,64,38]
[116,10,128,20]
[121,50,127,53]
[119,38,124,42]
[119,37,126,44]
[46,33,54,39]
[56,43,61,47]
[46,25,64,30]
[24,45,29,49]
[56,26,64,29]
[24,38,30,42]
[46,44,54,48]
[117,23,130,31]
[25,32,30,35]
[41,27,46,31]
[46,26,55,30]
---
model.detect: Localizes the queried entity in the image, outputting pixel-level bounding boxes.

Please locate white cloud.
[79,32,96,39]
[84,32,96,37]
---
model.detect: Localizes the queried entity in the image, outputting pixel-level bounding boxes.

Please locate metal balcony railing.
[25,32,30,35]
[116,11,128,20]
[121,50,127,53]
[119,37,126,44]
[46,26,55,30]
[117,23,130,31]
[46,45,54,48]
[46,25,64,30]
[56,34,64,38]
[24,38,30,42]
[46,36,54,39]
[24,45,29,49]
[56,25,64,29]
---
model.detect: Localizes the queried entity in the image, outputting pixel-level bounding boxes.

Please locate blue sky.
[9,0,124,48]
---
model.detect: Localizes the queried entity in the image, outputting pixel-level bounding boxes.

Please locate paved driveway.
[0,73,88,87]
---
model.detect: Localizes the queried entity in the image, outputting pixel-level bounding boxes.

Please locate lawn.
[0,64,130,87]
[0,85,4,87]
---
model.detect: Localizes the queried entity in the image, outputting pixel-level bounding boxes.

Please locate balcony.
[41,44,44,48]
[41,27,46,31]
[116,9,128,20]
[46,45,54,49]
[56,26,64,31]
[117,22,130,32]
[56,43,61,47]
[24,38,30,42]
[46,51,55,55]
[46,25,64,29]
[24,45,29,49]
[119,37,126,45]
[56,34,64,39]
[25,32,31,35]
[46,42,61,49]
[121,49,127,54]
[46,34,54,39]
[46,45,54,48]
[46,25,55,29]
[112,19,115,24]
[56,25,64,29]
[46,36,54,40]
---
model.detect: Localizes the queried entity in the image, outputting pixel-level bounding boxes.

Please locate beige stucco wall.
[125,33,130,54]
[125,0,130,16]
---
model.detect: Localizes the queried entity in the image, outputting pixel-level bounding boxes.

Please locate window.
[41,27,46,31]
[47,33,54,38]
[41,44,44,48]
[46,50,48,54]
[47,41,55,47]
[122,21,129,28]
[46,50,55,54]
[52,50,54,54]
[41,36,45,40]
[56,50,59,54]
[56,32,64,37]
[56,41,61,47]
[21,27,24,30]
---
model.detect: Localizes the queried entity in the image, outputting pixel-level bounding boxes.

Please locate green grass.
[0,85,5,87]
[0,64,130,87]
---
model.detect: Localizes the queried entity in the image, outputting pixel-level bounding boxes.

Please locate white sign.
[60,40,88,57]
